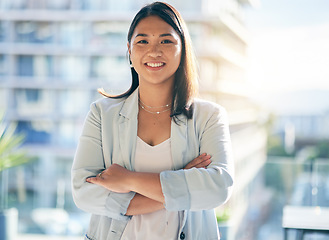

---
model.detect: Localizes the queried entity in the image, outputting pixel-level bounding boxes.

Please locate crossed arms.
[86,153,212,215]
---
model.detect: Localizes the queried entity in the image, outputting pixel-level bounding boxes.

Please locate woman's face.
[128,15,182,88]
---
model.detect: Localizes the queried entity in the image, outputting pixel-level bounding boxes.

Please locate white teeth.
[146,62,164,68]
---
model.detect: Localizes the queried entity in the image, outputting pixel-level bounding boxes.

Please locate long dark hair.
[98,2,198,119]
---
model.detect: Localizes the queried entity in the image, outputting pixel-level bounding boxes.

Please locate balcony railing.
[258,157,329,240]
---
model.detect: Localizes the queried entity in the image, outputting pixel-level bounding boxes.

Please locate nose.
[147,43,162,58]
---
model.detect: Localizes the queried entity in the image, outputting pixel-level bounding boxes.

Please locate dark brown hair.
[98,1,198,119]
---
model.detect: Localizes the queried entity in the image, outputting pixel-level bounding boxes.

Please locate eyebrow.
[135,33,174,38]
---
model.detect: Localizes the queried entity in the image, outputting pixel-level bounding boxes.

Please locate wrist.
[127,172,164,203]
[128,171,142,193]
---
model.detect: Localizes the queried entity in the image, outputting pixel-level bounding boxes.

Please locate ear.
[127,42,131,55]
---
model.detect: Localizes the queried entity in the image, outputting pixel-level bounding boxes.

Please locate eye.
[137,40,148,44]
[161,39,173,44]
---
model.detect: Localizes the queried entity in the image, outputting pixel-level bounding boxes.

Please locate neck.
[138,85,173,108]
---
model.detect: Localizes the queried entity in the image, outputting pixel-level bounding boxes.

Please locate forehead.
[133,15,178,36]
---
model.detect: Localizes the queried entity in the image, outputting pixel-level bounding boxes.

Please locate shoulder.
[88,88,139,120]
[86,97,127,121]
[91,96,126,112]
[189,98,229,129]
[193,98,228,118]
[189,99,230,137]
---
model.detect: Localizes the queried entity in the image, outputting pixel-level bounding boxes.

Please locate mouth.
[145,62,165,69]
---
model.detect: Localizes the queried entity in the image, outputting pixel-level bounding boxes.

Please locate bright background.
[1,0,329,240]
[246,0,329,114]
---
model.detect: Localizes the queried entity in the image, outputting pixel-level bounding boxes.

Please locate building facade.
[0,0,266,239]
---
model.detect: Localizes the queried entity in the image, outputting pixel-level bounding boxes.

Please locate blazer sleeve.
[71,102,135,221]
[160,104,234,211]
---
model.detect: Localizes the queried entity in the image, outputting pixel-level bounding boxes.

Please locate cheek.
[130,45,141,59]
[163,43,181,59]
[173,48,182,66]
[174,49,181,59]
[130,50,141,66]
[174,43,182,59]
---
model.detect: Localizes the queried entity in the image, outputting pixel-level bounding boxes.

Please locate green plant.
[267,135,295,157]
[1,113,34,211]
[216,208,231,223]
[314,140,329,158]
[0,114,31,172]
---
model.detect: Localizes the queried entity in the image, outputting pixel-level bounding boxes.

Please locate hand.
[184,153,212,169]
[86,164,132,193]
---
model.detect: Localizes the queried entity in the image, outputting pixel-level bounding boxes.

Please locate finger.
[86,176,103,184]
[184,162,193,169]
[195,159,212,168]
[193,154,211,168]
[185,160,199,169]
[97,171,105,179]
[192,153,208,163]
[193,154,211,165]
[184,154,211,169]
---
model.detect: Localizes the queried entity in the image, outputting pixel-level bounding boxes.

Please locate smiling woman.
[72,2,234,240]
[128,15,182,93]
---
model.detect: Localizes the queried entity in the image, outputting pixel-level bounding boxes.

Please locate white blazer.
[71,88,234,240]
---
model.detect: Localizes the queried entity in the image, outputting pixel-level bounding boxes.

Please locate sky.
[245,0,329,95]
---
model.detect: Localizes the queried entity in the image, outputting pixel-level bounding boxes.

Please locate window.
[79,0,103,10]
[16,120,53,144]
[90,56,112,79]
[7,0,26,9]
[25,0,48,9]
[0,55,7,76]
[25,89,39,102]
[59,22,86,47]
[16,55,54,78]
[15,21,54,44]
[57,120,81,147]
[103,0,132,12]
[58,90,91,116]
[0,21,6,41]
[90,22,127,49]
[90,56,128,78]
[34,55,54,78]
[14,89,54,115]
[46,0,70,10]
[0,89,7,108]
[57,56,88,81]
[90,56,131,94]
[17,55,34,76]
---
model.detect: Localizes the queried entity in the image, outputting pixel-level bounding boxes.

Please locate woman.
[72,2,234,240]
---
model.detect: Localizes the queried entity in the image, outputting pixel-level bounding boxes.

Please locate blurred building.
[0,0,267,239]
[274,112,329,153]
[187,1,268,239]
[267,90,329,153]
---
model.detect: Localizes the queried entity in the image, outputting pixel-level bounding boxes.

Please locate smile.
[145,62,165,68]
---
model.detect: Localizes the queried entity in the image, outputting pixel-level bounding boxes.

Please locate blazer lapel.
[170,115,188,170]
[118,89,139,171]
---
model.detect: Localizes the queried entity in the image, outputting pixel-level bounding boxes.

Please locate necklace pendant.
[139,101,170,115]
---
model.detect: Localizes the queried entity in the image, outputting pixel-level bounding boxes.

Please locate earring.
[129,57,133,68]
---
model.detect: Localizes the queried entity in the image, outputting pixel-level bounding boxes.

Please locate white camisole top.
[121,136,180,240]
